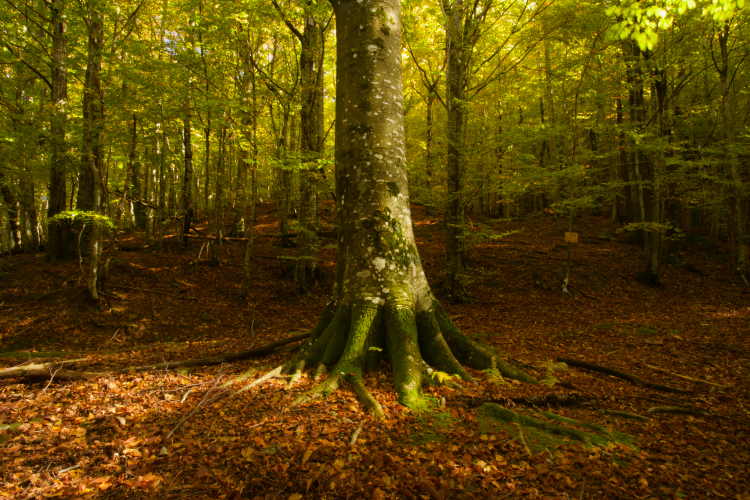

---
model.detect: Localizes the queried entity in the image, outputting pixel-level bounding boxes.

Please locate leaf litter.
[0,203,748,499]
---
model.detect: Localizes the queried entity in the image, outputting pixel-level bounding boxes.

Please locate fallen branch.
[0,360,106,381]
[600,410,651,422]
[186,234,248,243]
[350,424,363,446]
[483,393,588,408]
[108,284,197,300]
[647,405,703,416]
[557,357,693,395]
[637,361,734,388]
[1,334,310,382]
[120,332,310,373]
[167,374,227,439]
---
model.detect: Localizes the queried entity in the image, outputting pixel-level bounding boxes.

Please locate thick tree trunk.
[46,0,73,262]
[281,0,534,416]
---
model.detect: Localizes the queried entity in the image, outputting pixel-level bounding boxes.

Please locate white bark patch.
[367,45,378,53]
[357,270,371,278]
[372,257,386,271]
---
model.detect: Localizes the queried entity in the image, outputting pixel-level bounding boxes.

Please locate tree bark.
[279,0,534,416]
[294,6,326,295]
[717,24,748,281]
[46,0,73,262]
[81,5,105,301]
[443,0,468,303]
[182,112,194,247]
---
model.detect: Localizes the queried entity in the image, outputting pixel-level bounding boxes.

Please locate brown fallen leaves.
[1,204,749,499]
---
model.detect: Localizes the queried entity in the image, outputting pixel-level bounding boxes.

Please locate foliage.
[48,211,115,232]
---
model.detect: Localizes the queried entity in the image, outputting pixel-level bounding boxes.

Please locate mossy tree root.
[280,294,534,416]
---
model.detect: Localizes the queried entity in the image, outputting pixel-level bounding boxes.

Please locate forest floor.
[1,202,749,500]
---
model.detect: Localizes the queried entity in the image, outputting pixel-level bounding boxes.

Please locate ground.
[0,202,749,499]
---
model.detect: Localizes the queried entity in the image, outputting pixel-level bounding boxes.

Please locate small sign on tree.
[564,232,578,243]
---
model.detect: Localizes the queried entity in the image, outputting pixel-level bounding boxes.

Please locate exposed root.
[220,364,269,389]
[350,378,384,419]
[286,360,305,389]
[272,295,534,414]
[314,363,328,380]
[234,365,283,395]
[293,374,341,406]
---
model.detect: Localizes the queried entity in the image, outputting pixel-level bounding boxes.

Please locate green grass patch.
[595,323,615,331]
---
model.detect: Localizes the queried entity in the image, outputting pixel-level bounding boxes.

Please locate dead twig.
[557,357,693,395]
[108,284,197,300]
[167,371,227,439]
[350,424,363,446]
[637,361,734,388]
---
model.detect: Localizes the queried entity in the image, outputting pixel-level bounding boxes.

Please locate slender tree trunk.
[182,112,194,247]
[443,0,468,303]
[424,87,436,216]
[46,0,72,261]
[19,172,40,252]
[0,177,20,250]
[295,8,325,294]
[157,121,167,252]
[717,24,748,281]
[81,5,105,301]
[242,52,259,299]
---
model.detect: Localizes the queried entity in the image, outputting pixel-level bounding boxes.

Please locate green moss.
[478,403,637,455]
[410,409,460,445]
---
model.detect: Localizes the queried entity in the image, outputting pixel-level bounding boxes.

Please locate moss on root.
[478,403,637,455]
[282,297,535,417]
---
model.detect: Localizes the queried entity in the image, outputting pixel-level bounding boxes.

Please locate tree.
[277,0,534,417]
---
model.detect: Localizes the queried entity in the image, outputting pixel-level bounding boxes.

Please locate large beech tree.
[273,0,534,417]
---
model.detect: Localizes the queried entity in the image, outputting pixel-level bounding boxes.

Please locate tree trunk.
[81,5,105,302]
[718,24,748,281]
[443,0,468,303]
[281,0,534,416]
[294,7,325,295]
[0,177,21,250]
[46,0,73,262]
[182,112,194,247]
[19,170,40,252]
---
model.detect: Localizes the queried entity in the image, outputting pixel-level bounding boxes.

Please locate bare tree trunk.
[443,0,468,303]
[182,112,194,248]
[46,0,72,262]
[82,5,105,302]
[717,24,748,282]
[294,6,326,294]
